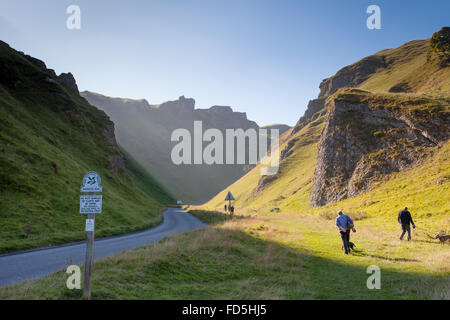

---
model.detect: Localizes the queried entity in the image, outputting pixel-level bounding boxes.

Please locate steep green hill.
[0,41,173,253]
[318,39,450,96]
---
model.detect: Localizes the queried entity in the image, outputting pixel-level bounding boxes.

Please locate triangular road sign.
[225,191,235,201]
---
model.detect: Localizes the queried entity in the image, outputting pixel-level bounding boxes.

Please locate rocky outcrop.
[20,52,48,71]
[159,95,195,116]
[262,124,291,135]
[16,46,80,95]
[318,55,386,97]
[56,72,79,94]
[309,92,450,207]
[108,154,126,174]
[103,124,126,174]
[291,98,327,135]
[103,124,120,150]
[280,137,298,161]
[195,105,258,130]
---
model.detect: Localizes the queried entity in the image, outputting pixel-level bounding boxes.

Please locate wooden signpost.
[80,171,103,299]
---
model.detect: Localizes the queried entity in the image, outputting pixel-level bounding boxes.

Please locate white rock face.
[309,97,450,207]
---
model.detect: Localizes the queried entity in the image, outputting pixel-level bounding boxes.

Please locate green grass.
[120,147,173,204]
[331,88,450,113]
[189,209,231,225]
[0,41,174,253]
[354,39,450,95]
[2,210,448,300]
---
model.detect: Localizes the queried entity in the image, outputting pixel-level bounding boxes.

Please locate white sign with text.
[85,219,95,232]
[80,195,103,214]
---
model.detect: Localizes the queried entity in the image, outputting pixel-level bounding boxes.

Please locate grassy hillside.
[0,41,173,253]
[358,40,450,95]
[319,39,450,97]
[120,147,173,205]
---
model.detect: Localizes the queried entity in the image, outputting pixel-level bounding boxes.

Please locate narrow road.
[0,208,205,287]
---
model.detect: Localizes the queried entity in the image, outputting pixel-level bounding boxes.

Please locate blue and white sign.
[80,171,102,193]
[225,191,235,201]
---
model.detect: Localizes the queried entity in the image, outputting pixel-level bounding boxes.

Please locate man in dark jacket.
[336,210,355,254]
[398,207,415,241]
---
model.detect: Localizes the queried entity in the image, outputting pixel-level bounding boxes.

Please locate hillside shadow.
[221,231,440,299]
[414,239,442,245]
[351,250,419,262]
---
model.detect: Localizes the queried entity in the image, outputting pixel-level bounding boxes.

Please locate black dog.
[435,234,450,245]
[342,242,356,251]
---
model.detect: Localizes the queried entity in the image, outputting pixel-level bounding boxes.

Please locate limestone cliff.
[288,35,450,207]
[309,90,450,207]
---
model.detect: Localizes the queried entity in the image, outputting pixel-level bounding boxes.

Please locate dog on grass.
[435,234,450,245]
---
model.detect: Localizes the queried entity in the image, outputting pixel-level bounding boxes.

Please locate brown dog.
[435,234,450,244]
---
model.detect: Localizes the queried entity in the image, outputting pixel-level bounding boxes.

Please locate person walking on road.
[224,204,227,212]
[230,205,235,218]
[336,210,355,255]
[398,207,415,241]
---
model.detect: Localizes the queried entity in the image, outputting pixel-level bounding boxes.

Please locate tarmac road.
[0,207,206,287]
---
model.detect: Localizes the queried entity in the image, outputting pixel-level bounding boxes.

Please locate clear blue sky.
[1,0,448,126]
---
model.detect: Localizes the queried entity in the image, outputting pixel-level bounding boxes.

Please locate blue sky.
[0,0,448,126]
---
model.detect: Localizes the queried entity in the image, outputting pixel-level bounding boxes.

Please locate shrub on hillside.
[428,27,450,67]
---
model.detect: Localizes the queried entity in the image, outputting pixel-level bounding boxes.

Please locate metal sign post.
[225,191,235,218]
[80,171,102,300]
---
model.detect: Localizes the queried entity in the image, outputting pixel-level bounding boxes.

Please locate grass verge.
[1,210,448,299]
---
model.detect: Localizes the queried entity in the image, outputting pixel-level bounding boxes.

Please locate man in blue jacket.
[336,210,356,255]
[398,207,415,241]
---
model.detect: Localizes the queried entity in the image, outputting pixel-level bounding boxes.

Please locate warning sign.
[80,195,103,214]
